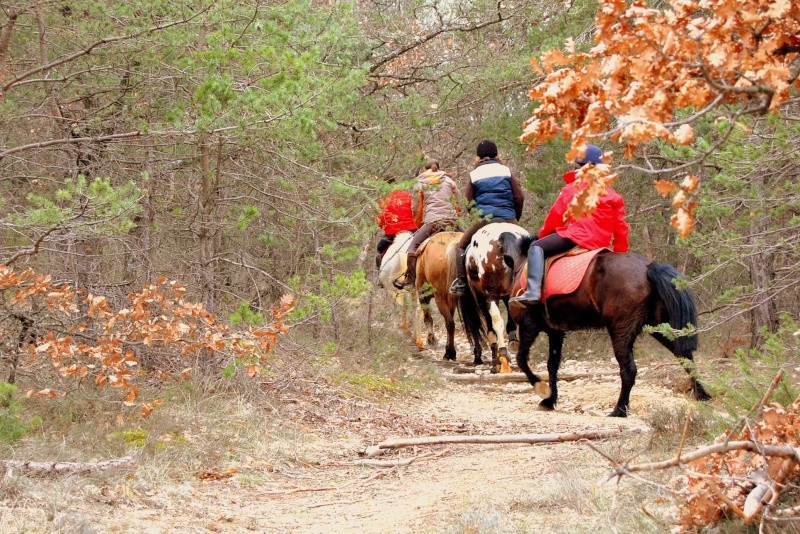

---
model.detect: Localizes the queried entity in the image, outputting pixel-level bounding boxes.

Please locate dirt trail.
[74,338,691,533]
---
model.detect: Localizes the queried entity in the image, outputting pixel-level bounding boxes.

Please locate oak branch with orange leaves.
[521,0,800,236]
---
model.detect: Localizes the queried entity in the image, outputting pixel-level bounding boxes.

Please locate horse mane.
[646,262,699,354]
[500,231,532,274]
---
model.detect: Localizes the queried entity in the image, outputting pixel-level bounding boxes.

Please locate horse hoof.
[426,333,436,347]
[608,408,628,418]
[537,399,555,411]
[473,358,483,366]
[508,340,519,353]
[693,387,712,401]
[533,381,551,398]
[443,351,456,361]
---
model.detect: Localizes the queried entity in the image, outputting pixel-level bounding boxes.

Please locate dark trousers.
[407,220,459,255]
[533,233,576,258]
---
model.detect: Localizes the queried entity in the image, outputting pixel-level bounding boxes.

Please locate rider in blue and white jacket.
[449,140,525,296]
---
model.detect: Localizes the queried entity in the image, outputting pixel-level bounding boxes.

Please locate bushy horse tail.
[458,284,487,350]
[646,262,698,353]
[446,241,459,288]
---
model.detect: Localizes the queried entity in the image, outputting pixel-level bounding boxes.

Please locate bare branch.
[368,4,506,74]
[0,2,217,98]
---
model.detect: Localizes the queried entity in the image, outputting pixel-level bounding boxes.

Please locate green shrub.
[0,382,41,443]
[701,314,799,433]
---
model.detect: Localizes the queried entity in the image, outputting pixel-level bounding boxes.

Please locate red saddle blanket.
[520,248,607,300]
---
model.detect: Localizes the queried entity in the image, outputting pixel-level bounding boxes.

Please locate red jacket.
[539,170,630,252]
[376,190,419,235]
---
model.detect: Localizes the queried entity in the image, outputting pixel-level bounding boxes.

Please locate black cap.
[476,140,498,159]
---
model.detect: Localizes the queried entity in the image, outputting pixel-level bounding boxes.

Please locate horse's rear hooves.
[608,409,628,417]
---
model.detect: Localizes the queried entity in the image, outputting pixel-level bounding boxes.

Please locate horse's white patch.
[489,300,505,349]
[466,223,530,279]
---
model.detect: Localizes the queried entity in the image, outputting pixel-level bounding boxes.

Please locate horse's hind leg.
[608,326,639,417]
[488,300,511,373]
[423,302,436,348]
[515,317,551,403]
[540,329,564,410]
[438,297,457,361]
[650,334,711,401]
[504,298,519,353]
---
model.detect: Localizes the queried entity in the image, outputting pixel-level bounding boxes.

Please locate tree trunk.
[749,175,778,348]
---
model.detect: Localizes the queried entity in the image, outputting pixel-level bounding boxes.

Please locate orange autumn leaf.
[680,175,700,193]
[246,364,260,378]
[654,179,678,198]
[122,388,138,406]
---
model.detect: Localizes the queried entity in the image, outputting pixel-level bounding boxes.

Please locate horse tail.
[457,277,487,350]
[446,241,459,287]
[646,262,698,353]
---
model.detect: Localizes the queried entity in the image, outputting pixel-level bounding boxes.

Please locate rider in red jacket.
[376,190,418,268]
[510,144,630,306]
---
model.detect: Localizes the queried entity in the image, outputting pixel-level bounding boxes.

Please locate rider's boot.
[393,253,417,289]
[509,245,544,306]
[448,249,467,296]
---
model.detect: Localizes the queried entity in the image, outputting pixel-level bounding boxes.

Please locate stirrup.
[449,278,466,296]
[393,274,414,290]
[509,293,540,306]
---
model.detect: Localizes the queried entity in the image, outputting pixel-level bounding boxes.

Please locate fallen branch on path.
[353,453,433,468]
[0,455,135,474]
[363,428,642,458]
[264,486,336,496]
[442,371,616,385]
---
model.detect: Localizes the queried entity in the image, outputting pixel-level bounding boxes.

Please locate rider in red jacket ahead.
[375,190,419,268]
[510,144,630,306]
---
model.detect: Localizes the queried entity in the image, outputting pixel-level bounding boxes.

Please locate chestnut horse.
[506,246,711,417]
[458,223,530,373]
[415,231,482,364]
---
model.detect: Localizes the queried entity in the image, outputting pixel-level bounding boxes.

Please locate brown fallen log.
[0,455,135,474]
[442,371,617,384]
[363,427,642,458]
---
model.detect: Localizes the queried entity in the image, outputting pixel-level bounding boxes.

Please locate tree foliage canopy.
[522,0,800,235]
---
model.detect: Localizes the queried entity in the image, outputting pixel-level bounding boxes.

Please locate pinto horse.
[414,231,482,364]
[377,231,414,329]
[458,223,530,373]
[507,246,711,417]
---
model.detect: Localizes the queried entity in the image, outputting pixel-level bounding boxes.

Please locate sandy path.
[76,338,690,534]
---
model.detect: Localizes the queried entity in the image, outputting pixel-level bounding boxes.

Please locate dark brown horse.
[509,246,711,417]
[460,237,711,416]
[415,231,483,364]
